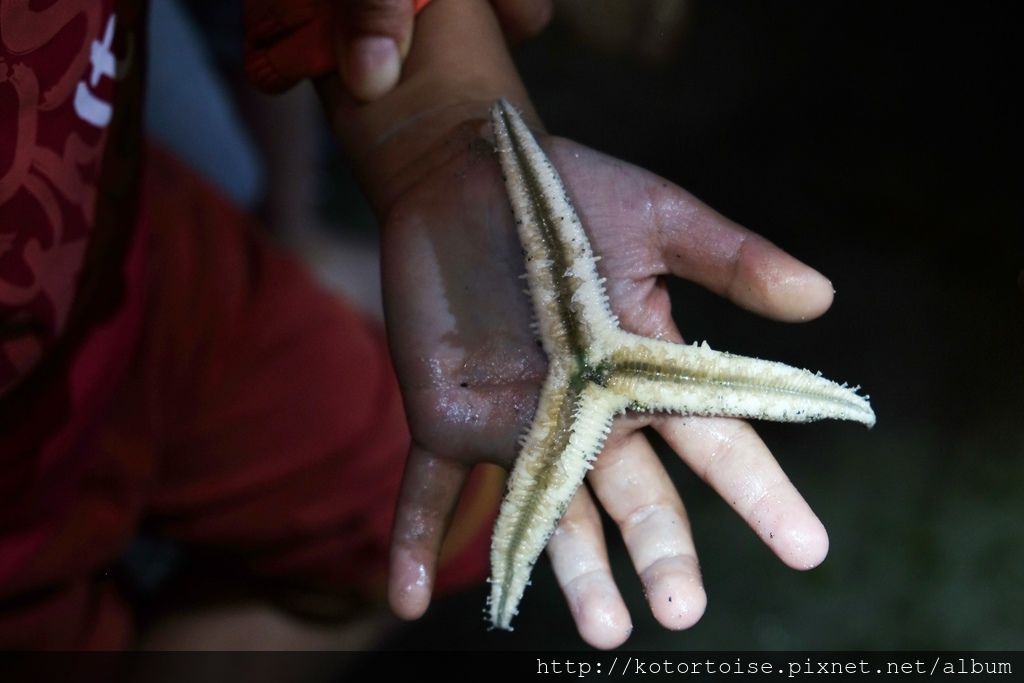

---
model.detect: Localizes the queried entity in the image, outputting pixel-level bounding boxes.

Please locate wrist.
[318,0,541,216]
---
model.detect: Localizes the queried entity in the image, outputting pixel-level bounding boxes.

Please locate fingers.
[388,444,469,619]
[649,184,835,322]
[335,0,416,101]
[655,416,829,570]
[547,486,632,649]
[587,429,707,630]
[334,0,551,101]
[491,0,553,42]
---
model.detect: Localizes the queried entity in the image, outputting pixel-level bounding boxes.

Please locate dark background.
[375,0,1023,650]
[146,0,1021,653]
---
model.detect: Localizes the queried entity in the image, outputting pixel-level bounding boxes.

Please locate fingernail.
[347,36,401,101]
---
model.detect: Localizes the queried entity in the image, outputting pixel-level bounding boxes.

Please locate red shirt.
[0,0,436,599]
[0,0,356,588]
[0,1,147,585]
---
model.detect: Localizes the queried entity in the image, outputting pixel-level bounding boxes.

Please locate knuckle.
[564,566,607,595]
[621,501,675,531]
[699,424,745,481]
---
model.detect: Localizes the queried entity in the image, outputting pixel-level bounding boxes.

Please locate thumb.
[335,0,416,102]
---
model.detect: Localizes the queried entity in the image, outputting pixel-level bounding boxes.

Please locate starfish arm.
[491,99,618,359]
[486,98,875,633]
[488,377,629,630]
[606,331,876,427]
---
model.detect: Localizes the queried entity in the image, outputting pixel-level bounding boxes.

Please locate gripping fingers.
[388,445,469,619]
[490,0,553,42]
[335,0,416,101]
[334,0,551,101]
[547,486,632,650]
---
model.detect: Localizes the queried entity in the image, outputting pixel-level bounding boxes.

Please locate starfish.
[486,99,875,631]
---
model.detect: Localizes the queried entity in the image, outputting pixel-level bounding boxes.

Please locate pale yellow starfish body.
[487,99,874,630]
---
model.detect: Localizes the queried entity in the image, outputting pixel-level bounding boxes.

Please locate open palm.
[381,128,835,648]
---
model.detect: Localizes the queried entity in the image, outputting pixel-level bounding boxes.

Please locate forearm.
[317,0,540,216]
